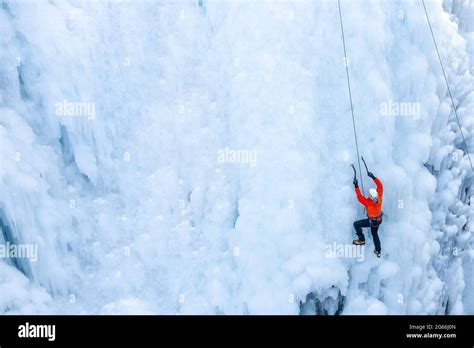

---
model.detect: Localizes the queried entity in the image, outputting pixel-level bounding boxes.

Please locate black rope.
[422,0,473,171]
[337,0,365,194]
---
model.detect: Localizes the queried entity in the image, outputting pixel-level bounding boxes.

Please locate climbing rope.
[337,0,365,193]
[422,0,473,171]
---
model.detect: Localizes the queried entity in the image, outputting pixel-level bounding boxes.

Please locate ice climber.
[352,171,383,258]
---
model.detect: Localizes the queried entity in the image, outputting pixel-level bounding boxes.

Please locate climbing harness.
[369,214,383,227]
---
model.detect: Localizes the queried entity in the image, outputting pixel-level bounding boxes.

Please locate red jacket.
[355,178,383,218]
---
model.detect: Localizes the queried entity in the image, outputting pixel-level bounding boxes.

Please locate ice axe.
[350,163,357,180]
[361,156,369,175]
[351,163,367,214]
[350,163,359,187]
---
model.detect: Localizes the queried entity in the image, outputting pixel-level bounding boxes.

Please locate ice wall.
[0,0,472,314]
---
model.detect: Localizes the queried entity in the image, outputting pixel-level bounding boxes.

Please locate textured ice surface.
[0,0,472,314]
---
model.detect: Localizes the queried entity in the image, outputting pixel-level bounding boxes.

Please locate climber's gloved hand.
[353,178,358,188]
[367,172,376,179]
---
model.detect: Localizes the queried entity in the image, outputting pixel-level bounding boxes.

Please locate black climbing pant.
[353,218,382,252]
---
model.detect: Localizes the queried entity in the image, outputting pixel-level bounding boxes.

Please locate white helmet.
[369,188,378,201]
